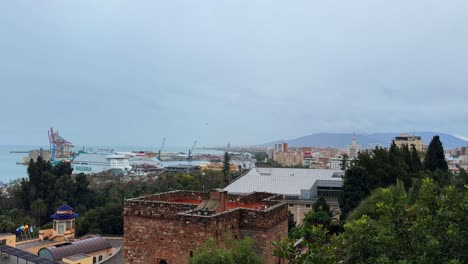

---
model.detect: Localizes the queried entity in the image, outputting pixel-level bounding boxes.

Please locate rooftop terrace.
[125,189,284,219]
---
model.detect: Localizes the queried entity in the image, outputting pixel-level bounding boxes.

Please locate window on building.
[159,260,168,264]
[66,221,71,231]
[317,187,342,198]
[99,255,103,262]
[306,204,311,208]
[190,251,193,257]
[93,257,96,264]
[289,204,294,207]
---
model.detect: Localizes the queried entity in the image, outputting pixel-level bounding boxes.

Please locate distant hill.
[261,132,468,150]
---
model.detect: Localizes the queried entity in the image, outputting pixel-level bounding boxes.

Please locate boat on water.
[116,152,163,168]
[71,151,133,175]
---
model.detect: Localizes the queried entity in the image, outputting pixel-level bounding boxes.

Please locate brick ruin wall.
[124,207,242,264]
[134,190,207,202]
[124,192,288,264]
[240,221,288,264]
[124,199,197,219]
[239,201,289,263]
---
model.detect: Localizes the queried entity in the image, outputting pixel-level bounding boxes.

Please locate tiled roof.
[57,204,73,211]
[40,237,112,261]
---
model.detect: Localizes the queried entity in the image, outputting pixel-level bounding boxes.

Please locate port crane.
[48,128,74,161]
[158,138,166,159]
[187,140,197,162]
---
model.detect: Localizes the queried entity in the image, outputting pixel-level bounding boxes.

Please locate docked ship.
[71,151,133,175]
[116,152,164,173]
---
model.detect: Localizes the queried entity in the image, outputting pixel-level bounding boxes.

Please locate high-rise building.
[274,142,288,153]
[273,151,304,167]
[393,133,424,151]
[461,146,467,156]
[347,135,360,160]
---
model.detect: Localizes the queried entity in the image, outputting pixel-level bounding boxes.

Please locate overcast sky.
[1,1,467,147]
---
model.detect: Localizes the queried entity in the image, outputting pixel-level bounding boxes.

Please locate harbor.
[1,129,257,183]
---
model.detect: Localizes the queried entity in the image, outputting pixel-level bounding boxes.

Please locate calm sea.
[0,145,224,184]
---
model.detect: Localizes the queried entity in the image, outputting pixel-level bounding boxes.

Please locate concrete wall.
[87,248,113,263]
[63,256,93,264]
[0,234,16,247]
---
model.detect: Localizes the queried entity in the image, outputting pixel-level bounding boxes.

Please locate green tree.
[313,196,330,213]
[190,235,262,264]
[338,166,369,221]
[297,197,333,229]
[0,215,15,233]
[340,177,467,264]
[401,144,412,172]
[423,135,448,172]
[410,144,423,172]
[74,173,95,208]
[8,208,23,224]
[31,199,48,226]
[340,154,349,171]
[52,161,73,177]
[274,225,339,264]
[223,152,231,185]
[288,211,296,233]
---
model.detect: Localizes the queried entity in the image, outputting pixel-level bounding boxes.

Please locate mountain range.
[261,132,468,150]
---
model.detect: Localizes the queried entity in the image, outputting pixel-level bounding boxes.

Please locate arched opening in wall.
[159,260,168,264]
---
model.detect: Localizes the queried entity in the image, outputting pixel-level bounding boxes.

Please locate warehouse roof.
[224,168,343,196]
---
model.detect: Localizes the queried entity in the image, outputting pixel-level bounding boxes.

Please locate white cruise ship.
[71,151,132,175]
[116,152,163,168]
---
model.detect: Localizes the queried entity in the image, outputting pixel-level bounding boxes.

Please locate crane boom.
[191,140,197,151]
[188,140,197,161]
[158,138,166,159]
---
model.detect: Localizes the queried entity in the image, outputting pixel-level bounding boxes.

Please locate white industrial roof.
[224,168,343,196]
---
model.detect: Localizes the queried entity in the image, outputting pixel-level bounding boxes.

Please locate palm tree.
[8,208,23,224]
[0,215,15,233]
[31,199,48,226]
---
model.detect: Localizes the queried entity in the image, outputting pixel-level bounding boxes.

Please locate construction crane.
[188,140,197,162]
[158,138,166,160]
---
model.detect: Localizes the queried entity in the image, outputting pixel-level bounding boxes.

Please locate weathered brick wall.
[240,220,288,264]
[239,192,277,204]
[240,202,288,229]
[124,210,242,264]
[124,200,197,219]
[134,190,206,202]
[124,192,289,264]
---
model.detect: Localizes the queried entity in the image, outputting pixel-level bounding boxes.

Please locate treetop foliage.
[190,234,262,264]
[423,135,448,172]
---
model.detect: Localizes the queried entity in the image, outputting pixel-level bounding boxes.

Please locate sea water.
[0,145,225,184]
[0,145,42,183]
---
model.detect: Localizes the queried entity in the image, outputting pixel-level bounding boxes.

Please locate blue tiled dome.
[50,204,78,220]
[56,204,74,211]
